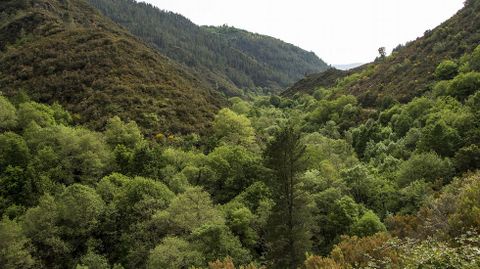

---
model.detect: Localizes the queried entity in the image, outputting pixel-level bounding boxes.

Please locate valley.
[0,0,479,268]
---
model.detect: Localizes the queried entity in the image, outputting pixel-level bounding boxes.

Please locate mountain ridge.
[284,0,480,105]
[87,0,329,95]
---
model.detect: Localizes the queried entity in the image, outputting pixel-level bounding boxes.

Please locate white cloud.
[141,0,465,64]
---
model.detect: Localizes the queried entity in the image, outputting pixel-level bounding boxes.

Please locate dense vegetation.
[1,39,479,268]
[87,0,329,96]
[283,68,352,97]
[0,0,224,134]
[1,0,480,269]
[286,0,480,107]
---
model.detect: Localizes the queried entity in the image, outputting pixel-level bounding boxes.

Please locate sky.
[141,0,465,65]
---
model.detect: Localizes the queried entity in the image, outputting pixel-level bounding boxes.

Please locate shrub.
[397,152,454,187]
[350,210,386,237]
[448,72,480,101]
[435,60,458,80]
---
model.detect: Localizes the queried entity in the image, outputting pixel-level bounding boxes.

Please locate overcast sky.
[142,0,465,65]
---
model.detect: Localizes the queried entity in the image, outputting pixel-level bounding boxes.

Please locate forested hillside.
[0,0,224,134]
[0,0,479,269]
[87,0,329,95]
[283,68,352,97]
[1,43,479,269]
[286,0,480,106]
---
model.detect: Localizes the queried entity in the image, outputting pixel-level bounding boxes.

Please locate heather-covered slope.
[285,0,480,106]
[0,0,225,134]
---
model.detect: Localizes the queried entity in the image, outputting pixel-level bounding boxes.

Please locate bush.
[147,237,204,269]
[435,60,458,80]
[454,144,480,172]
[0,96,17,131]
[350,210,386,237]
[330,233,396,268]
[469,45,480,71]
[418,120,461,157]
[304,255,342,269]
[397,152,454,187]
[448,72,480,101]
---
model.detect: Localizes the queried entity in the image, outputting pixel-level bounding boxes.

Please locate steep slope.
[0,0,225,134]
[285,0,480,105]
[86,0,329,95]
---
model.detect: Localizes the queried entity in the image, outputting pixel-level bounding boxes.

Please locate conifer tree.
[264,126,313,269]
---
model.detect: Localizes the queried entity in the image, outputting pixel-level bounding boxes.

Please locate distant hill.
[333,63,364,70]
[0,0,225,134]
[283,68,352,97]
[87,0,329,95]
[285,0,480,105]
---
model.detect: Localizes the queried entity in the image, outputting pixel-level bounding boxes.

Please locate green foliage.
[397,236,480,269]
[213,108,255,148]
[0,166,34,215]
[0,132,29,169]
[0,217,35,269]
[222,201,258,250]
[302,132,359,173]
[397,152,453,187]
[113,176,175,224]
[57,184,105,238]
[230,98,252,115]
[0,96,17,130]
[0,2,479,268]
[391,111,413,136]
[435,59,459,80]
[17,102,57,129]
[160,187,224,234]
[77,250,110,269]
[330,196,361,235]
[454,144,480,172]
[418,120,462,157]
[398,180,433,214]
[191,223,252,266]
[306,95,360,131]
[448,72,480,100]
[22,195,68,269]
[447,173,480,235]
[264,126,313,269]
[147,237,204,269]
[24,124,113,185]
[104,116,144,149]
[350,210,386,237]
[467,44,480,71]
[204,145,264,203]
[351,119,386,159]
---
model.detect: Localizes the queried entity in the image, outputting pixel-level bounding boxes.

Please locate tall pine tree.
[264,126,313,269]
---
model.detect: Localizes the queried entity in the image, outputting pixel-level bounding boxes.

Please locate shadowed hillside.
[87,0,329,95]
[282,68,352,97]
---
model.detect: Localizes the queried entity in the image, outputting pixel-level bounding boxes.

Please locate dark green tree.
[264,126,313,269]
